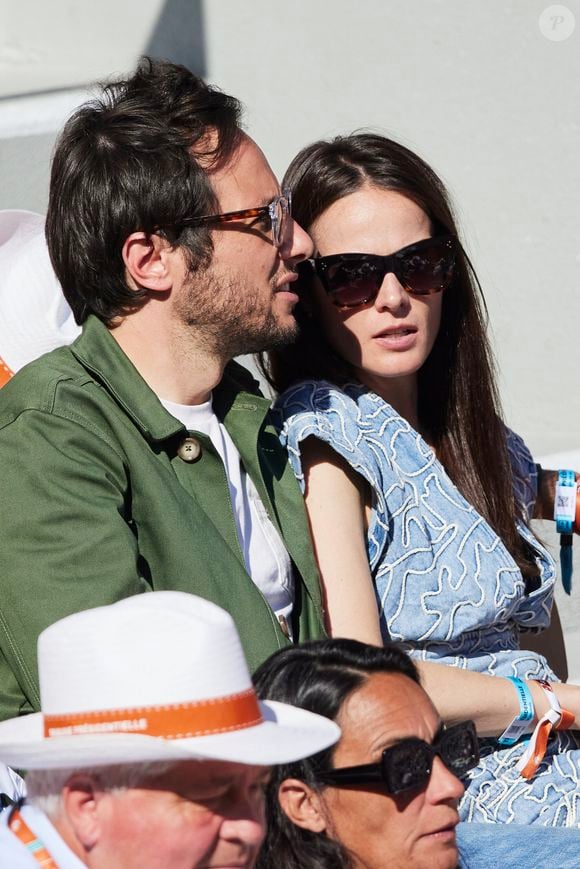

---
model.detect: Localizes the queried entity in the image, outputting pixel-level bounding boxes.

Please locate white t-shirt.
[161,397,294,635]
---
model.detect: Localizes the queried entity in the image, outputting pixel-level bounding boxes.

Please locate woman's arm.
[301,438,580,736]
[302,436,383,645]
[418,657,580,736]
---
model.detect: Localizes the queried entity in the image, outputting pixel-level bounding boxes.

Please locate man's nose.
[219,803,266,853]
[279,218,314,262]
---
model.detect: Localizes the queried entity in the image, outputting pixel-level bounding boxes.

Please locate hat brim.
[0,209,80,372]
[0,701,339,769]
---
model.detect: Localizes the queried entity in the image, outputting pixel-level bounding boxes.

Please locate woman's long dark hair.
[261,133,537,577]
[253,639,419,869]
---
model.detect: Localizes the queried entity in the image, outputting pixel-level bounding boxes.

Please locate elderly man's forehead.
[145,758,270,788]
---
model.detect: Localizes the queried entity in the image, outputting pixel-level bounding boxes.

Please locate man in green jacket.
[0,59,325,721]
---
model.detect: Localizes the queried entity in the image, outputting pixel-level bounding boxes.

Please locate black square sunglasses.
[309,234,458,309]
[313,720,478,796]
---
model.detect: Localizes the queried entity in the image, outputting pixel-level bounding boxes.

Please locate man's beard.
[175,268,299,360]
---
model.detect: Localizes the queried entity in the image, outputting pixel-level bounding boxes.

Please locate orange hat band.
[43,688,262,739]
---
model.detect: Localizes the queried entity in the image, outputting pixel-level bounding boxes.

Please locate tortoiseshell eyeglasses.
[168,190,292,249]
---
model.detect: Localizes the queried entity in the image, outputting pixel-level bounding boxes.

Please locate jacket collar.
[70,315,271,443]
[68,317,323,626]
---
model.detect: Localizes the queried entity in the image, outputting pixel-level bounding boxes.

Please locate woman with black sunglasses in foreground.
[262,134,580,825]
[254,641,580,869]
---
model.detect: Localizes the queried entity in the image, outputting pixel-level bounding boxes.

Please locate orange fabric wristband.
[516,680,575,780]
[519,717,553,780]
[555,709,576,731]
[535,679,575,730]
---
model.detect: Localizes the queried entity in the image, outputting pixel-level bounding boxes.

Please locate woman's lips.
[372,326,418,351]
[426,826,457,841]
[423,814,460,842]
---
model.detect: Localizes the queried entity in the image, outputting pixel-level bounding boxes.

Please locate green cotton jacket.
[0,316,326,720]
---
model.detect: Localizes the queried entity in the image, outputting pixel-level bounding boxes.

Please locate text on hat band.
[43,688,262,739]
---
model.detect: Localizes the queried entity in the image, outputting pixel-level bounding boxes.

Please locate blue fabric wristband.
[555,469,576,593]
[498,677,535,746]
[555,469,576,534]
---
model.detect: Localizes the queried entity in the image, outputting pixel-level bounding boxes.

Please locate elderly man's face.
[76,759,269,868]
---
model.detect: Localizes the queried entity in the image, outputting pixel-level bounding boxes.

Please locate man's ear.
[61,774,104,850]
[122,232,174,293]
[277,777,328,834]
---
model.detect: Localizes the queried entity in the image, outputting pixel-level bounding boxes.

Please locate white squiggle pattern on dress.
[275,380,580,827]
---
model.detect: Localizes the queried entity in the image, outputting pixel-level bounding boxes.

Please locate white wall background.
[1,0,579,673]
[1,0,579,457]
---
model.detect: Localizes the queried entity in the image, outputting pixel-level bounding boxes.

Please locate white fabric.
[0,803,84,867]
[0,763,26,804]
[0,210,79,373]
[161,397,294,632]
[0,593,339,769]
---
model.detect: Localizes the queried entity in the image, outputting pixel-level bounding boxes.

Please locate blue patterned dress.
[275,380,580,827]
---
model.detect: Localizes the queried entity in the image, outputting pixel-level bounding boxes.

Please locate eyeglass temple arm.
[178,207,270,229]
[316,762,385,786]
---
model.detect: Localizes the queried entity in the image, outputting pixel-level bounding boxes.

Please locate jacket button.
[278,614,291,639]
[177,437,202,462]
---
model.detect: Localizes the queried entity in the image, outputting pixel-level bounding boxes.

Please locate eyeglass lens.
[321,238,456,308]
[271,194,291,247]
[385,723,478,794]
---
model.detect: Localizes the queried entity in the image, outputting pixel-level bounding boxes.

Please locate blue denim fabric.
[457,822,580,867]
[275,381,555,660]
[275,381,580,825]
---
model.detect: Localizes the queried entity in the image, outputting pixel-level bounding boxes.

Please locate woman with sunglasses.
[254,640,580,869]
[262,133,580,826]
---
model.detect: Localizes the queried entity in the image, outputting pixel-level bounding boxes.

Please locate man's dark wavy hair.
[46,57,242,325]
[253,639,419,869]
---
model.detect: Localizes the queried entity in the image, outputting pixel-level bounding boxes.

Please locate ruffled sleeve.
[273,381,391,572]
[506,427,538,522]
[273,380,369,490]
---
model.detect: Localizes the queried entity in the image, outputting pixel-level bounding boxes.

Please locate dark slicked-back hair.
[260,133,539,579]
[46,58,243,324]
[254,639,419,869]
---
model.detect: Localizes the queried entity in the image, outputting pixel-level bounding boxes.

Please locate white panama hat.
[0,592,339,769]
[0,210,79,380]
